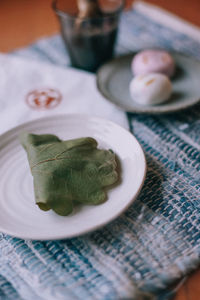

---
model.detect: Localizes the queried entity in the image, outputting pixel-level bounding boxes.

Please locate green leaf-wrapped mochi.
[20,133,118,216]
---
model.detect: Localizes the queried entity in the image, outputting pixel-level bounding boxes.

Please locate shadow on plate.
[172,65,185,81]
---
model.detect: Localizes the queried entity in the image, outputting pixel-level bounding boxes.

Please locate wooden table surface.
[0,1,199,299]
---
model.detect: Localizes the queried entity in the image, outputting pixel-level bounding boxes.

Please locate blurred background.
[0,0,200,52]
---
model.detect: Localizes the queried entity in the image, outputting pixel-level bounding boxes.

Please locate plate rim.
[96,51,200,114]
[0,114,146,240]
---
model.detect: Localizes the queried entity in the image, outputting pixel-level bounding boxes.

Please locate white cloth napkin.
[0,54,128,134]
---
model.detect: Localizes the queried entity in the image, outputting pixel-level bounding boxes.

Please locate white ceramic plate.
[0,115,146,240]
[97,52,200,114]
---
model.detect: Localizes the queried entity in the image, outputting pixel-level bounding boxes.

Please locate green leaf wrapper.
[20,133,118,216]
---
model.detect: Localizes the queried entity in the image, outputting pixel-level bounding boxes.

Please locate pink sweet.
[131,49,175,77]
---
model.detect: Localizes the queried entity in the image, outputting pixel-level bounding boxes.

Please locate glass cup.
[52,0,124,72]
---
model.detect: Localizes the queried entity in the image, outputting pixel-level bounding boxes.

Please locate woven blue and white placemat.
[1,2,200,299]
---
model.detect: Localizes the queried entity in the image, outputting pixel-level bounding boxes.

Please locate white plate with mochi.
[0,115,146,240]
[97,50,200,114]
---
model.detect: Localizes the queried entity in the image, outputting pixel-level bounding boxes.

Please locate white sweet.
[129,73,172,106]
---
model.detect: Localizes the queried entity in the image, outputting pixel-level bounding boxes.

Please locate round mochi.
[129,73,172,106]
[131,49,175,77]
